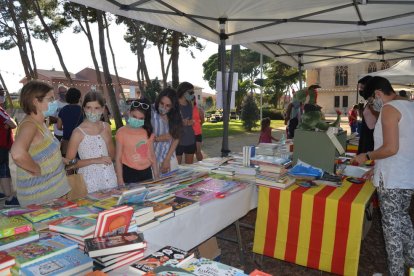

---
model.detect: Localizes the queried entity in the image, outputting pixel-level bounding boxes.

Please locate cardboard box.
[197,237,221,261]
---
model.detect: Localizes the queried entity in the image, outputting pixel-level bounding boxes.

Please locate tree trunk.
[103,15,126,101]
[21,2,37,79]
[6,0,33,80]
[171,31,180,88]
[80,8,103,90]
[129,20,150,89]
[97,11,123,129]
[32,0,73,84]
[0,72,14,116]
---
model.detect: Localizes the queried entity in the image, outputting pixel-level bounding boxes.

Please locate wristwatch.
[69,158,78,166]
[365,152,371,161]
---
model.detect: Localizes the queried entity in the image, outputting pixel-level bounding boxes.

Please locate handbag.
[66,169,88,200]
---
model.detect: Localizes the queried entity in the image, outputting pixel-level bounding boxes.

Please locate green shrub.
[262,108,284,120]
[241,94,260,131]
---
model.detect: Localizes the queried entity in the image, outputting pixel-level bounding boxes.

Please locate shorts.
[195,134,202,143]
[122,164,152,184]
[176,144,196,156]
[0,148,10,178]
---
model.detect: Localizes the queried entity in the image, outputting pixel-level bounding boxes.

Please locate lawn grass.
[110,119,286,139]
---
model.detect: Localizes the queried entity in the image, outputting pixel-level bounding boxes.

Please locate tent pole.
[260,53,263,121]
[298,54,303,90]
[219,18,230,157]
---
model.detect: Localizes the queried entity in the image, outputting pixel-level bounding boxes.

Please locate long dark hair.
[130,98,153,138]
[154,88,182,139]
[176,81,194,99]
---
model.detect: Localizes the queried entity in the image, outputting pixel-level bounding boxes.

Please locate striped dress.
[16,119,70,207]
[151,105,175,164]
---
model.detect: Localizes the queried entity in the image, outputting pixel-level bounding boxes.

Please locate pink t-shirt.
[259,127,272,143]
[115,126,155,170]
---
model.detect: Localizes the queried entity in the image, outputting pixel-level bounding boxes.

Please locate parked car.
[230,111,238,120]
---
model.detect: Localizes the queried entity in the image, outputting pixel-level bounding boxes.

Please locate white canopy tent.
[69,0,414,154]
[359,59,414,85]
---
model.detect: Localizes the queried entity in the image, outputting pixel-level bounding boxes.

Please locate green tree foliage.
[142,78,161,104]
[205,96,214,110]
[241,94,260,131]
[264,60,302,108]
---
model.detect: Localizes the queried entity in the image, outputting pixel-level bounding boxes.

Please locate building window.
[368,62,377,73]
[334,96,340,108]
[335,66,348,86]
[342,96,348,108]
[381,61,390,70]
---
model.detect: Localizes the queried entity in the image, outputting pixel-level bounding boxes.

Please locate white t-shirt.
[53,100,67,136]
[373,100,414,189]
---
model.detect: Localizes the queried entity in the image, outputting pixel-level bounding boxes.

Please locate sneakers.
[0,193,6,200]
[4,196,20,207]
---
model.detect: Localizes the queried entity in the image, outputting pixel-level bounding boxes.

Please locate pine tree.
[241,94,260,131]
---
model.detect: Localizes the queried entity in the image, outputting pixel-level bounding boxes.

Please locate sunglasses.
[130,101,150,110]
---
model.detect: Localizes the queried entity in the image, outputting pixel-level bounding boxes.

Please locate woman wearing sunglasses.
[115,98,159,185]
[176,82,196,164]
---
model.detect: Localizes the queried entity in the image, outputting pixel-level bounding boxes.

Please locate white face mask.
[373,96,383,111]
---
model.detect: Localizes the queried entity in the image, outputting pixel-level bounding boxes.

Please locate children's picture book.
[129,245,194,275]
[117,187,149,205]
[0,251,15,271]
[152,265,196,275]
[162,197,199,216]
[175,187,216,204]
[93,197,119,210]
[136,201,172,217]
[87,188,125,201]
[19,248,93,276]
[7,235,78,268]
[59,206,101,218]
[0,214,33,239]
[0,207,35,217]
[32,215,64,231]
[0,230,39,251]
[26,198,77,210]
[22,208,61,223]
[192,178,238,193]
[85,232,146,258]
[74,198,97,207]
[94,206,134,238]
[48,216,96,236]
[181,257,245,276]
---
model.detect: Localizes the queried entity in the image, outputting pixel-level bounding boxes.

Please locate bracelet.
[69,158,78,166]
[365,152,371,161]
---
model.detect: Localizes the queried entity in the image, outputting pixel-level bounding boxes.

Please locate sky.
[0,20,220,94]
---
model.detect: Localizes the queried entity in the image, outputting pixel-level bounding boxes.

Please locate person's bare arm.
[57,118,63,130]
[115,134,124,186]
[10,122,41,175]
[103,122,115,160]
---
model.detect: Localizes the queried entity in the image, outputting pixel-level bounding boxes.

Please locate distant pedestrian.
[348,104,359,134]
[259,117,278,143]
[192,99,204,161]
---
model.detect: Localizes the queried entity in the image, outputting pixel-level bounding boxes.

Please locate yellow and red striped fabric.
[346,144,358,153]
[253,180,375,276]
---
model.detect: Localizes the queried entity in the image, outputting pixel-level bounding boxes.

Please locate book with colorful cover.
[59,206,101,218]
[0,231,39,251]
[19,248,93,276]
[74,198,97,207]
[162,197,199,216]
[26,198,77,210]
[7,235,78,268]
[87,188,124,201]
[85,232,146,258]
[117,187,149,205]
[94,206,134,238]
[181,258,245,276]
[0,252,15,271]
[48,216,96,236]
[129,245,194,274]
[93,197,119,210]
[0,215,33,239]
[175,187,216,204]
[32,215,63,231]
[151,266,196,275]
[139,201,172,217]
[192,178,238,193]
[0,208,36,217]
[22,208,61,223]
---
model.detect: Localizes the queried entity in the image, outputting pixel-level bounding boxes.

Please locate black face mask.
[359,89,371,100]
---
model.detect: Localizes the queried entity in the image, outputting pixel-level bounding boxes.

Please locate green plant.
[241,94,260,131]
[262,108,284,120]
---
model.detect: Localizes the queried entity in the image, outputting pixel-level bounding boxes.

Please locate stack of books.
[48,216,96,251]
[85,233,147,273]
[127,203,157,233]
[0,251,15,275]
[26,198,77,210]
[129,245,194,275]
[256,143,279,156]
[252,155,295,189]
[0,214,33,239]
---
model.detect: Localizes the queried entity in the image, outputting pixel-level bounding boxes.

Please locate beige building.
[306,61,397,115]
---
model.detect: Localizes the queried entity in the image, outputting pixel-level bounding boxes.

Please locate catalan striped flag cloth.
[253,181,375,276]
[346,144,358,153]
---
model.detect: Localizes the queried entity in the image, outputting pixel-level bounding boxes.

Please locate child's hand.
[160,160,170,173]
[96,156,113,165]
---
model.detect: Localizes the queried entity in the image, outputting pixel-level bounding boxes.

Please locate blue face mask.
[43,101,58,117]
[85,111,102,123]
[127,117,145,128]
[158,105,170,115]
[184,92,195,102]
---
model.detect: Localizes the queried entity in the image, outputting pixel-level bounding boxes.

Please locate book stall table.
[253,180,375,276]
[110,183,258,275]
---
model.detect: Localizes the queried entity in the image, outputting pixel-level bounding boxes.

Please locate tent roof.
[70,0,414,68]
[359,59,414,85]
